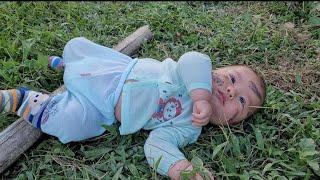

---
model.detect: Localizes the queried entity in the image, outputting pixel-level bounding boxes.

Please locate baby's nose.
[226,86,236,99]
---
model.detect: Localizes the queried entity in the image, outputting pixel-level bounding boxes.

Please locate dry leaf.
[295,33,311,44]
[283,22,295,31]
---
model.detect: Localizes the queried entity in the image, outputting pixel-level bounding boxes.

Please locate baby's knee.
[64,37,86,49]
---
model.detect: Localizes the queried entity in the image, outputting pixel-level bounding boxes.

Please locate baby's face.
[210,66,264,125]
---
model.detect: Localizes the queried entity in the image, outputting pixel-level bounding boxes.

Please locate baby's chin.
[209,119,228,126]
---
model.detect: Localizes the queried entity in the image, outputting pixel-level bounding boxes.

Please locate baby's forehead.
[231,66,263,102]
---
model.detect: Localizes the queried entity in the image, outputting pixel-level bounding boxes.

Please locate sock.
[48,56,64,70]
[0,87,28,113]
[17,90,50,129]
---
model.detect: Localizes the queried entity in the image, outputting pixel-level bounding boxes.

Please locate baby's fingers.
[192,112,203,119]
[192,121,205,127]
[192,117,210,127]
[192,111,208,119]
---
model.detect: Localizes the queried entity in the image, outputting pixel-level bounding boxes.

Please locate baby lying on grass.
[0,37,265,179]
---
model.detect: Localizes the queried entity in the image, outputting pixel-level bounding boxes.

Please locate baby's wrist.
[193,100,211,109]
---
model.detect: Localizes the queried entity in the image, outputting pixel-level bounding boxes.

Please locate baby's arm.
[177,52,213,126]
[144,126,213,179]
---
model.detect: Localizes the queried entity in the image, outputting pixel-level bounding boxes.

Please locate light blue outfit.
[40,37,213,176]
[41,37,137,143]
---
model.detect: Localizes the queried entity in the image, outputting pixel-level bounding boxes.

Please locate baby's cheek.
[224,105,238,121]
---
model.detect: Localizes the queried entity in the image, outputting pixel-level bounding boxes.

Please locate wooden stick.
[0,25,153,174]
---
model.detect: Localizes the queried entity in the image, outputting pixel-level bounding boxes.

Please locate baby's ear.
[227,118,235,125]
[228,116,247,126]
[247,106,259,117]
[226,120,238,126]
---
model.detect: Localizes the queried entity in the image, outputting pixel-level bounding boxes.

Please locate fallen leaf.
[283,22,295,31]
[295,33,311,44]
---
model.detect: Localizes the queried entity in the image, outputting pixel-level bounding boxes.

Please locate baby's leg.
[48,56,64,71]
[1,88,107,143]
[1,87,50,129]
[40,90,108,143]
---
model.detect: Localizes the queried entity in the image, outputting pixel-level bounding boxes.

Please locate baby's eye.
[229,74,236,84]
[239,96,246,106]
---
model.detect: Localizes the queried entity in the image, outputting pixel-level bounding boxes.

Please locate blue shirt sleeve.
[144,125,201,176]
[177,51,212,93]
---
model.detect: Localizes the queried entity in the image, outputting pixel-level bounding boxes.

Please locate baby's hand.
[192,100,212,127]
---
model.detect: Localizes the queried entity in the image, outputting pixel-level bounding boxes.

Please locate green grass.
[1,1,319,179]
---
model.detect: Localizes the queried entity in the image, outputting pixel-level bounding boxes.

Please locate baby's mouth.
[217,90,226,106]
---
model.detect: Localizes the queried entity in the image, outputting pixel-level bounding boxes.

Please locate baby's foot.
[48,56,64,70]
[17,90,50,127]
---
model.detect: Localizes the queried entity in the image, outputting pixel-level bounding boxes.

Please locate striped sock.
[48,56,64,70]
[17,91,50,129]
[0,88,28,113]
